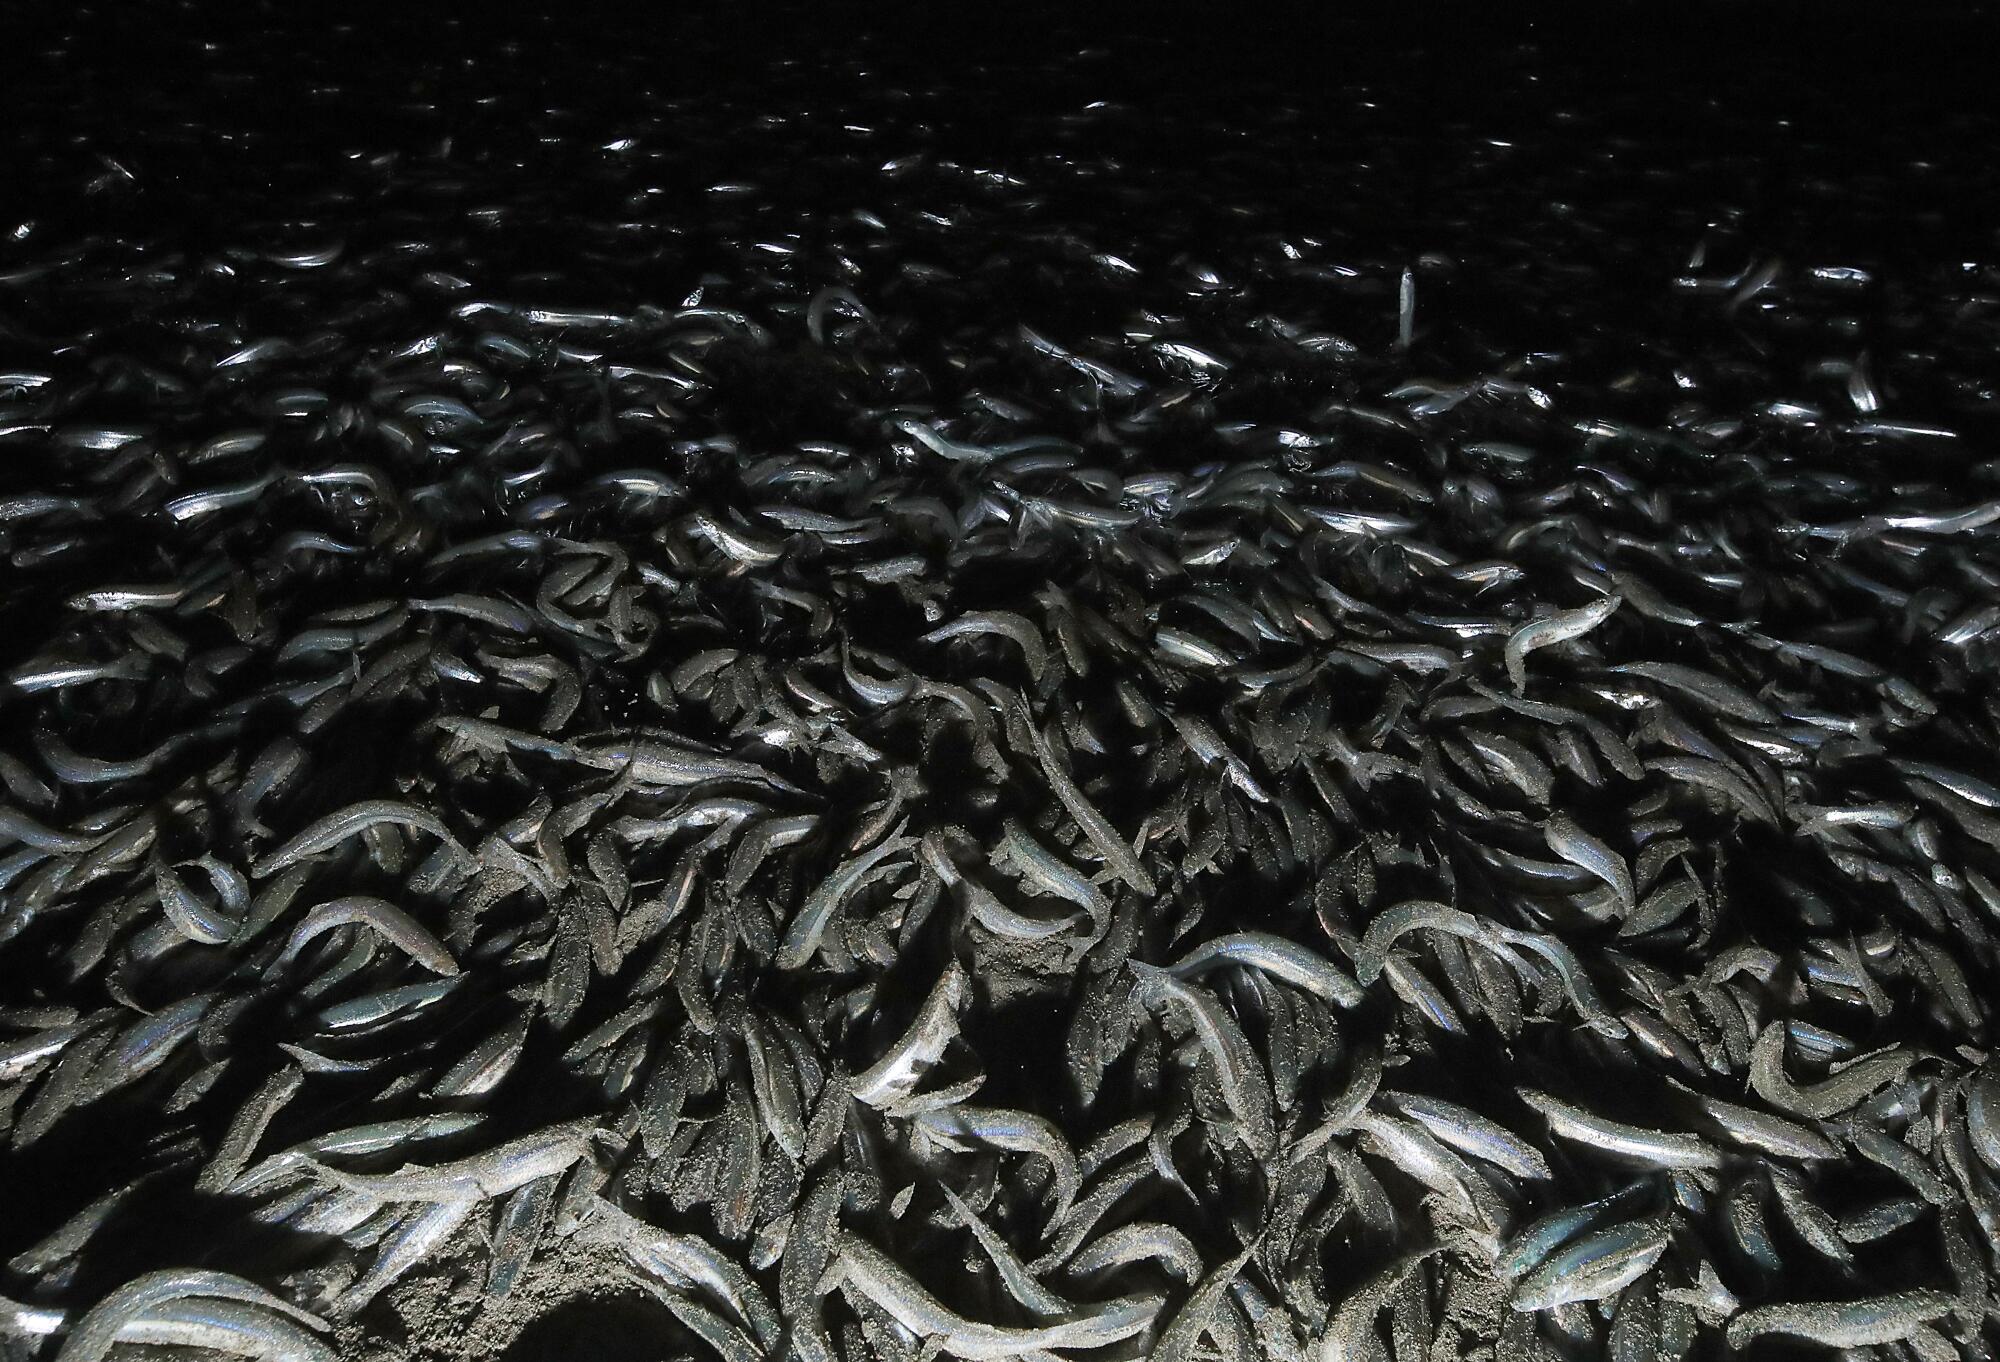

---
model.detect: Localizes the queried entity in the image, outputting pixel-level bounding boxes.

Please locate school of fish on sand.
[4,10,2000,1362]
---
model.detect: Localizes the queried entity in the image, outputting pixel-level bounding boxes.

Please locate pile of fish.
[5,11,2000,1362]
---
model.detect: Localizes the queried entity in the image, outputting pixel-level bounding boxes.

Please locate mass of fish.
[4,9,2000,1362]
